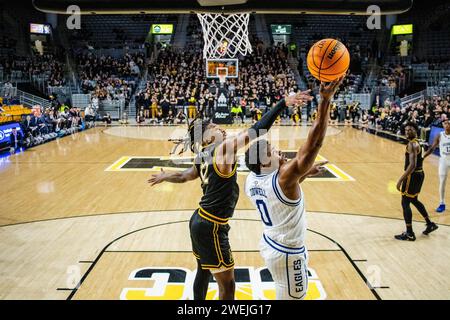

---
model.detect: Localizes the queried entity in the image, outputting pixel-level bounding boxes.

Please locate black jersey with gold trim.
[405,139,424,171]
[195,144,239,221]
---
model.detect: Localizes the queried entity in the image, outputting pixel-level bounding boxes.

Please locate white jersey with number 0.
[245,170,307,248]
[245,169,309,300]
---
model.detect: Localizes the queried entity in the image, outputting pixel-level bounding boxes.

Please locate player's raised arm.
[214,91,313,175]
[279,77,344,186]
[423,134,440,159]
[148,166,199,186]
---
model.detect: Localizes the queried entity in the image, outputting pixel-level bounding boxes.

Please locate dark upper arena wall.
[33,0,413,15]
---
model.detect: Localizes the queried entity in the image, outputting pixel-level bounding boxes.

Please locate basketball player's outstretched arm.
[396,142,418,191]
[214,91,313,174]
[148,166,199,186]
[423,134,440,158]
[279,77,345,191]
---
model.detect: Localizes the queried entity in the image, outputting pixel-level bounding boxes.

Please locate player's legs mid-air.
[260,241,309,300]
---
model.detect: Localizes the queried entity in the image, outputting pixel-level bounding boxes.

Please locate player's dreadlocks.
[169,115,210,155]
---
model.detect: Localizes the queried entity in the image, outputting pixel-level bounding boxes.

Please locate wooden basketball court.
[0,125,449,300]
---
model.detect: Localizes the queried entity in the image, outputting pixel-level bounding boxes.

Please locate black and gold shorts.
[189,208,234,272]
[402,171,424,198]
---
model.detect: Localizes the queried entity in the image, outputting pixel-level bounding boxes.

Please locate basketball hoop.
[197,12,253,59]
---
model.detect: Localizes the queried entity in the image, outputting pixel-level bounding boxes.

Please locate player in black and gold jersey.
[395,122,438,241]
[148,91,312,300]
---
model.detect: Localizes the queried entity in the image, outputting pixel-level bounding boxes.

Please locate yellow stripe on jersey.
[402,192,420,198]
[198,207,230,224]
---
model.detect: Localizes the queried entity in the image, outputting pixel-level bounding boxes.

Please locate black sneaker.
[394,232,416,241]
[423,223,438,235]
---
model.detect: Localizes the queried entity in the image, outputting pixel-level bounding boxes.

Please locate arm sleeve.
[250,99,287,135]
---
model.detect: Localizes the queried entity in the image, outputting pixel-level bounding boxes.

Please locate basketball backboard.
[206,59,239,78]
[34,0,413,15]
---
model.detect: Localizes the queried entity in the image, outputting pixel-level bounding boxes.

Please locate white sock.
[439,174,447,205]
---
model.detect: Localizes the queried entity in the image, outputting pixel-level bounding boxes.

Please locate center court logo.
[105,153,355,181]
[120,266,326,300]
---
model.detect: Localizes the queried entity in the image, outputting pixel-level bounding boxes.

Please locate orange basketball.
[307,38,350,82]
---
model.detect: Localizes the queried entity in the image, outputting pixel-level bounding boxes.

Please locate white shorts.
[439,157,450,176]
[260,234,309,300]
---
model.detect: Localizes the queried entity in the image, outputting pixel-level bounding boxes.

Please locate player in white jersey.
[424,118,450,213]
[244,77,344,300]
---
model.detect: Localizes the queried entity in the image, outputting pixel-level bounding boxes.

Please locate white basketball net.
[197,13,253,59]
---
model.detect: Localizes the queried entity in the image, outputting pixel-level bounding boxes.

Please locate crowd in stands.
[413,58,450,70]
[0,94,94,154]
[327,101,363,126]
[287,92,450,134]
[368,94,450,137]
[134,42,299,125]
[1,51,147,154]
[18,101,88,150]
[376,64,410,93]
[77,52,145,108]
[0,53,66,86]
[1,81,15,99]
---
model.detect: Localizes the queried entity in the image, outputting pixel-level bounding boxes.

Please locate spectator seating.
[0,105,32,124]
